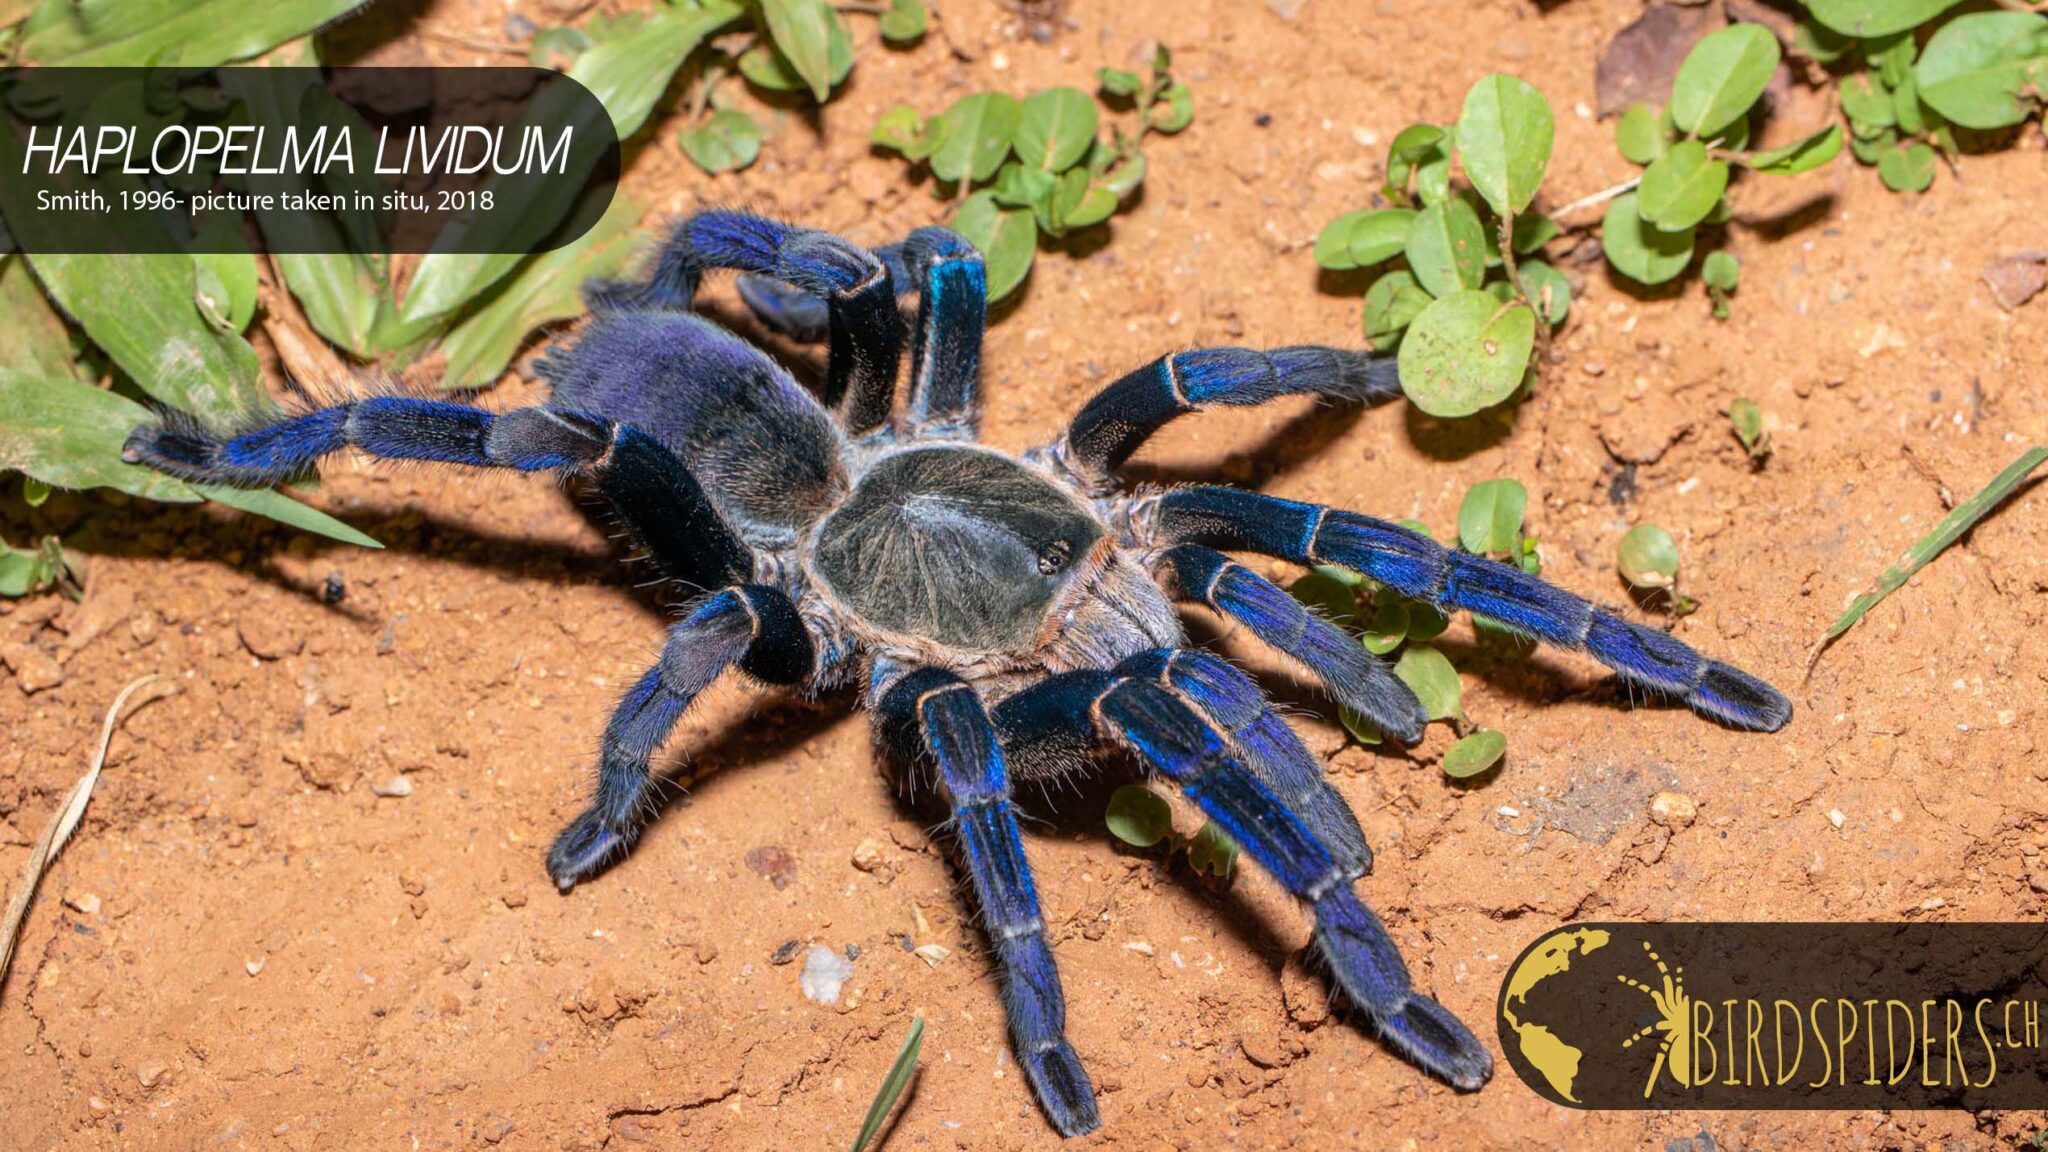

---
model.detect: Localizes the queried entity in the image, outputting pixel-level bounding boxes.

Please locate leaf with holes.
[1186,823,1237,879]
[1397,291,1534,419]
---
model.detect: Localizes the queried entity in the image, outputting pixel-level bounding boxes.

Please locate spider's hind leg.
[877,667,1100,1136]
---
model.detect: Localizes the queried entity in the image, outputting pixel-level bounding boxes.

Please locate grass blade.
[1,675,168,996]
[850,1016,925,1152]
[1809,446,2047,670]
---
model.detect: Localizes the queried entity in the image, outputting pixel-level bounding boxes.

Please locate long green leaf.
[20,0,367,66]
[760,0,837,102]
[1814,446,2048,660]
[0,255,81,383]
[199,483,383,548]
[849,1017,925,1152]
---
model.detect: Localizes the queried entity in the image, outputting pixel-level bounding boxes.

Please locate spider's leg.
[1117,648,1374,878]
[1057,346,1401,482]
[992,666,1492,1090]
[898,227,986,433]
[733,244,909,344]
[1151,543,1426,743]
[877,668,1099,1137]
[549,584,813,888]
[598,211,901,435]
[1146,486,1794,732]
[124,400,753,591]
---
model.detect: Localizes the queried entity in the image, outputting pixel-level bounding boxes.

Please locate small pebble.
[371,775,414,798]
[64,892,100,916]
[245,958,265,976]
[850,838,888,873]
[136,1061,168,1088]
[769,939,802,966]
[1828,809,1847,829]
[479,1114,516,1144]
[913,943,950,968]
[799,946,854,1004]
[1648,791,1697,828]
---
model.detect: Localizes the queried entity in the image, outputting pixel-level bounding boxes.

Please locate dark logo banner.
[1497,923,2048,1109]
[0,67,620,255]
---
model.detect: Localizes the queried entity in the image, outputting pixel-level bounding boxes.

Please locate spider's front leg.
[549,585,814,888]
[995,657,1494,1091]
[877,667,1101,1136]
[1145,486,1793,731]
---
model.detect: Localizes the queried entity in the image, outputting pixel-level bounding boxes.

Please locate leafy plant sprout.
[122,210,1789,1137]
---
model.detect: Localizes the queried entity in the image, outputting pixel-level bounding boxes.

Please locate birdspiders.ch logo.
[1496,923,2048,1108]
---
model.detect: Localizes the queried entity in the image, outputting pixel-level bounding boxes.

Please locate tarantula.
[125,211,1791,1137]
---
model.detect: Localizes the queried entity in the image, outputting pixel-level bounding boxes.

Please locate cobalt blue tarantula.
[125,211,1790,1137]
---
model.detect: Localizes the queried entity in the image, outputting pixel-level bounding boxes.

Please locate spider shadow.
[1117,394,1373,490]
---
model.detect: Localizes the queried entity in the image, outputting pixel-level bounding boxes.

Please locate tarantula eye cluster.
[123,210,1790,1139]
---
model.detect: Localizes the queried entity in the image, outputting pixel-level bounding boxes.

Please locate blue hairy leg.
[123,399,754,591]
[549,585,814,888]
[877,667,1099,1136]
[1149,487,1793,732]
[1061,346,1402,480]
[1151,543,1426,743]
[991,662,1493,1091]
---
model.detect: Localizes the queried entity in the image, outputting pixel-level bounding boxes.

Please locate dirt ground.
[5,0,2048,1148]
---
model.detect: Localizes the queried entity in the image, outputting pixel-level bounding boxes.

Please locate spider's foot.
[122,416,227,481]
[1311,887,1495,1092]
[1021,1039,1101,1138]
[546,808,640,891]
[1691,659,1793,733]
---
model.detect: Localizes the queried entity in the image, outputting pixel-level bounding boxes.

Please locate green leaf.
[1289,568,1358,629]
[759,0,839,102]
[1914,11,2048,130]
[1186,823,1237,879]
[191,220,260,335]
[1458,478,1528,557]
[21,253,265,419]
[1877,140,1936,191]
[879,0,927,42]
[1105,784,1173,848]
[0,372,195,502]
[678,109,764,174]
[737,11,854,94]
[1849,124,1899,163]
[1015,87,1099,172]
[0,535,74,598]
[1315,209,1415,271]
[951,191,1035,301]
[1511,214,1561,254]
[20,0,364,66]
[529,26,591,70]
[1403,198,1487,298]
[1516,260,1571,325]
[1098,67,1143,97]
[1618,523,1681,589]
[199,483,383,549]
[1816,447,2048,657]
[871,104,930,154]
[1728,395,1768,456]
[929,92,1023,183]
[1869,32,1919,87]
[1741,124,1843,174]
[1795,17,1855,65]
[22,478,52,507]
[1360,595,1410,656]
[1616,102,1671,165]
[1637,140,1730,232]
[1670,24,1781,139]
[1397,291,1535,419]
[1393,644,1463,722]
[1442,729,1506,780]
[1152,82,1194,133]
[1455,74,1553,216]
[1600,192,1695,286]
[1892,72,1926,136]
[0,255,81,383]
[991,161,1058,208]
[1703,250,1741,292]
[1362,270,1432,349]
[1805,0,1965,38]
[438,195,644,390]
[1383,123,1446,203]
[849,1017,925,1152]
[1840,73,1897,131]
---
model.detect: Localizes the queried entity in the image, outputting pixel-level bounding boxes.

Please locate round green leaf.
[1670,24,1781,138]
[1511,214,1561,255]
[871,104,927,154]
[1098,67,1142,97]
[1414,145,1453,205]
[1362,269,1432,348]
[1616,102,1670,165]
[1806,0,1965,38]
[1877,140,1936,191]
[1637,140,1730,231]
[1014,87,1099,172]
[677,109,763,174]
[1601,192,1695,286]
[1404,198,1487,298]
[1839,73,1896,131]
[879,0,926,42]
[929,92,1022,183]
[951,190,1036,300]
[1892,72,1927,135]
[1186,823,1237,879]
[1458,477,1528,557]
[1442,729,1507,780]
[1393,644,1463,722]
[1743,124,1844,175]
[1360,595,1410,656]
[1728,395,1764,449]
[1289,568,1358,629]
[1387,122,1445,163]
[1702,250,1740,292]
[1456,73,1554,216]
[1397,290,1535,419]
[1339,707,1384,746]
[1105,784,1173,848]
[1849,125,1898,163]
[1316,209,1413,271]
[1618,523,1681,588]
[1914,11,2048,130]
[1153,83,1194,134]
[1516,260,1571,325]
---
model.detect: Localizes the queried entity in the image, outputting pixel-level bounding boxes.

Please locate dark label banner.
[0,67,620,254]
[1497,922,2048,1109]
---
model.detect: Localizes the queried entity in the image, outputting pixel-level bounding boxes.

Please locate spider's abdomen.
[812,447,1102,653]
